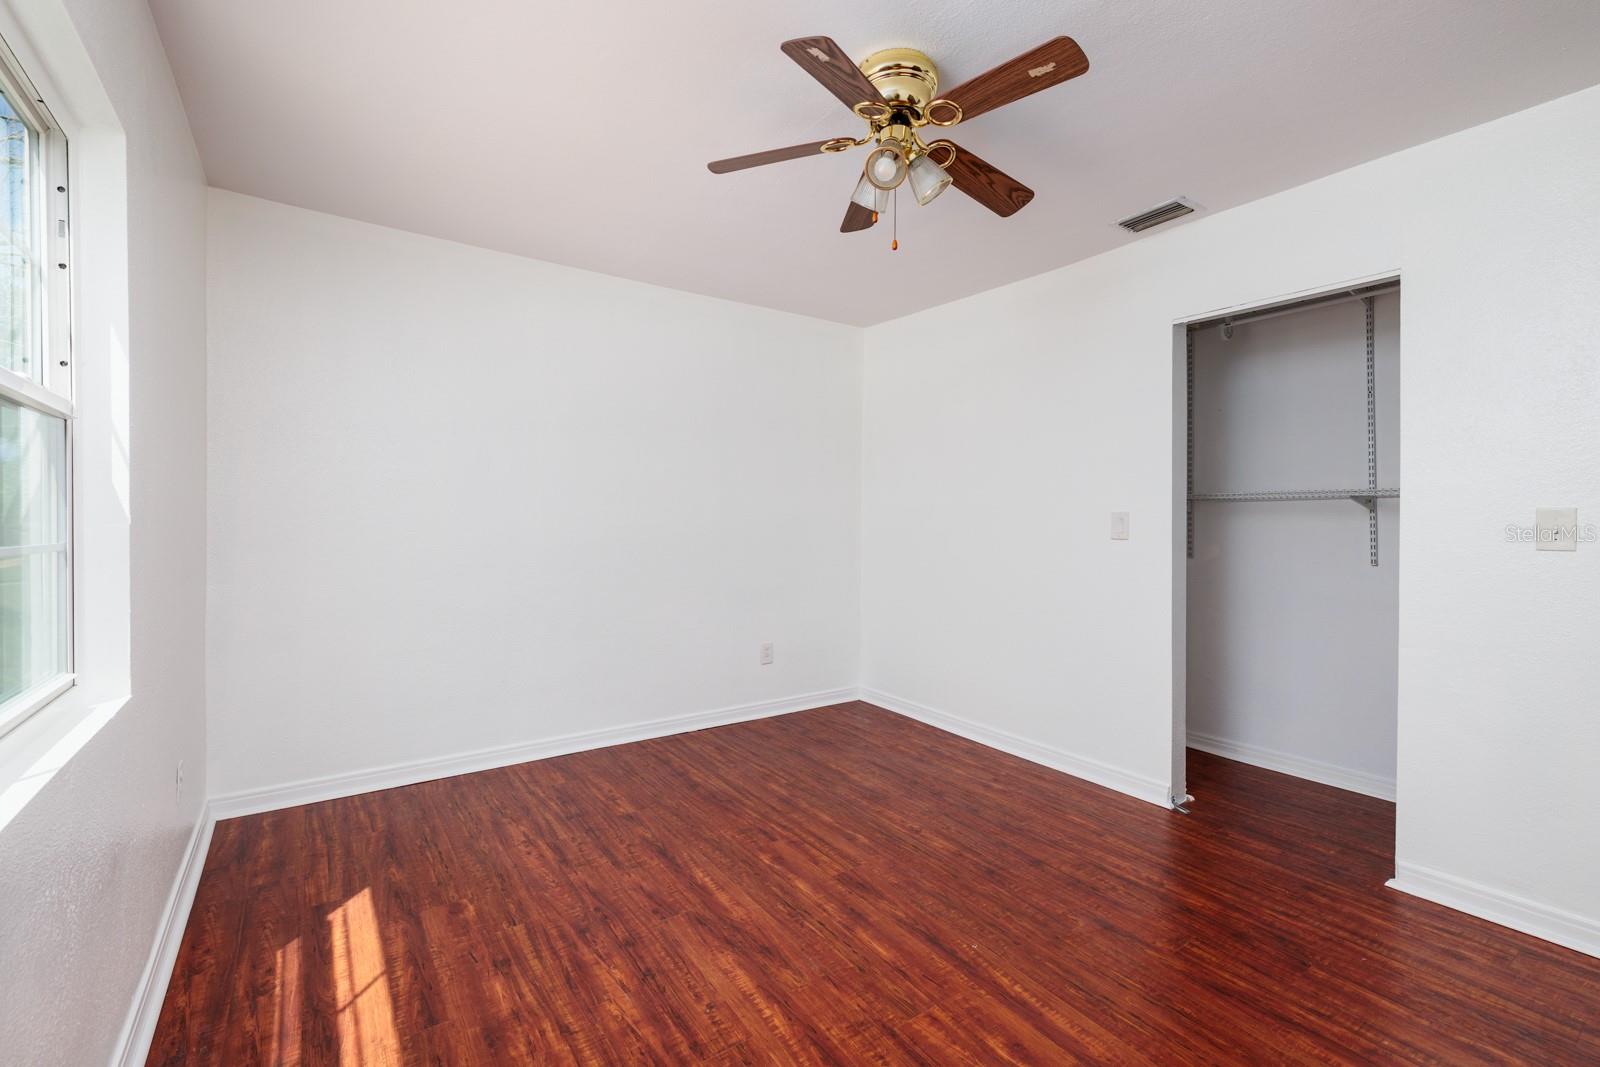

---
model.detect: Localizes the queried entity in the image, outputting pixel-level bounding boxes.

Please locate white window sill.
[0,673,76,740]
[0,680,129,835]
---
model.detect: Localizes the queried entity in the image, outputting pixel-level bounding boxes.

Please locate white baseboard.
[113,802,216,1067]
[1186,731,1396,801]
[1388,862,1600,959]
[209,688,859,820]
[860,688,1173,808]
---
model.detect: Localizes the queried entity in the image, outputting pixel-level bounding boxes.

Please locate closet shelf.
[1190,488,1398,503]
[1187,292,1392,566]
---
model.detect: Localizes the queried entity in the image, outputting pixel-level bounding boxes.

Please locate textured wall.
[0,0,208,1063]
[205,191,862,798]
[863,84,1600,935]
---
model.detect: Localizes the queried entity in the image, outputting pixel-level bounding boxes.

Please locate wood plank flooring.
[150,702,1600,1064]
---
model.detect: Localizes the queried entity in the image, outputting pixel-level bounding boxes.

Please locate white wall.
[206,190,862,799]
[862,84,1600,946]
[0,0,208,1063]
[1186,294,1399,795]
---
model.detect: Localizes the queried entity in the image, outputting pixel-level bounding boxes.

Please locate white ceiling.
[149,0,1600,326]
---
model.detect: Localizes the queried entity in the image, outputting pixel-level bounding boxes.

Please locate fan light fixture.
[851,171,888,213]
[864,142,908,191]
[907,152,951,205]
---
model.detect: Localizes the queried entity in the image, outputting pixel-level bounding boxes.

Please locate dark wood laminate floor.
[150,702,1600,1065]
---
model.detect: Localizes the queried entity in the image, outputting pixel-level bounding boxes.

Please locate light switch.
[1536,507,1578,552]
[1110,512,1130,541]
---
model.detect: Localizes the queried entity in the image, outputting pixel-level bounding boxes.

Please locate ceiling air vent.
[1116,198,1196,233]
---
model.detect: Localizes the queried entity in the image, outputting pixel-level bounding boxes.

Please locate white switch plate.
[1110,512,1130,541]
[759,642,774,665]
[1536,507,1578,551]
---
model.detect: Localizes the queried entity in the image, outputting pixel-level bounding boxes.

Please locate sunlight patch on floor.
[268,935,302,1066]
[328,887,401,1066]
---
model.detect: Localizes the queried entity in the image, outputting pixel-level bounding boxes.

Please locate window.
[0,36,71,738]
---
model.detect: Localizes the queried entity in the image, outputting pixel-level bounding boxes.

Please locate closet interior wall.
[1186,292,1400,797]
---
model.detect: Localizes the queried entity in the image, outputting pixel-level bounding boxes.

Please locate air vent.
[1116,198,1196,233]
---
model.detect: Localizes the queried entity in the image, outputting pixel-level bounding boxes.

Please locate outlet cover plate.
[1536,507,1578,551]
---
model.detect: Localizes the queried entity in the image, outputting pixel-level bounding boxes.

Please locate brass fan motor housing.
[859,48,940,114]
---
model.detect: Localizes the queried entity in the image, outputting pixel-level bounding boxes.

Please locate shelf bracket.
[1351,496,1378,558]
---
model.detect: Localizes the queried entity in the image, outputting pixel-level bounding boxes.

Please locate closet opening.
[1173,278,1400,868]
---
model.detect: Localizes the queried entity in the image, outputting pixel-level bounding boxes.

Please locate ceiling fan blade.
[942,144,1034,217]
[940,36,1089,123]
[707,140,837,174]
[840,201,877,233]
[780,36,884,112]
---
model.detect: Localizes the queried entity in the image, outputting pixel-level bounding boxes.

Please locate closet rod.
[1187,281,1398,333]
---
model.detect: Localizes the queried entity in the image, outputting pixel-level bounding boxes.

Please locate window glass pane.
[1,395,68,705]
[0,85,40,383]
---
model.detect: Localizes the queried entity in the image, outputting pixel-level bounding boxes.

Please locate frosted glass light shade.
[908,153,952,206]
[865,143,907,190]
[851,172,888,213]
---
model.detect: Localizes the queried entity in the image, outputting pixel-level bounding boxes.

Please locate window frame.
[0,29,73,740]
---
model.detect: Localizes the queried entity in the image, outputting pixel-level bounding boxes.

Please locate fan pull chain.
[891,186,899,251]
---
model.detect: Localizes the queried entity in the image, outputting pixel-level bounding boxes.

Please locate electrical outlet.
[1111,512,1130,540]
[759,642,774,666]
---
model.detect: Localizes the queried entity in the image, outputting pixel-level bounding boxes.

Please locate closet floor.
[149,701,1600,1064]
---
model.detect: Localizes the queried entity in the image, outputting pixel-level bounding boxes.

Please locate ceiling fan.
[708,35,1089,243]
